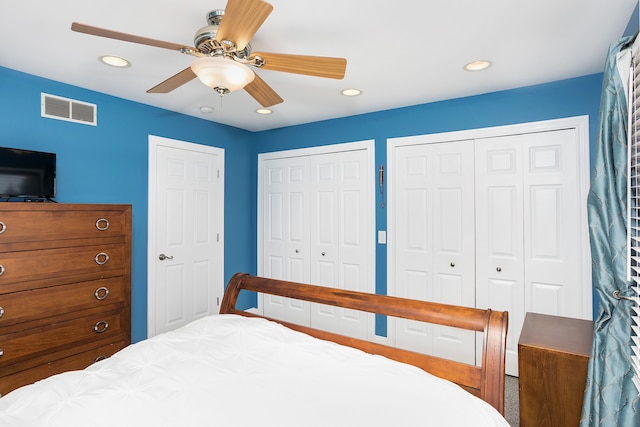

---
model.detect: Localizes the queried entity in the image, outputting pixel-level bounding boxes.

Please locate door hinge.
[217,233,220,242]
[217,297,220,306]
[217,169,220,179]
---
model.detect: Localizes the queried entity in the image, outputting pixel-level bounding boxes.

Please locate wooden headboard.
[220,273,509,414]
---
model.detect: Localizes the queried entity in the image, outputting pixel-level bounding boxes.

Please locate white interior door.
[476,129,587,375]
[148,135,224,337]
[389,117,591,377]
[262,156,311,325]
[309,150,373,338]
[475,135,526,375]
[392,140,476,363]
[259,141,376,340]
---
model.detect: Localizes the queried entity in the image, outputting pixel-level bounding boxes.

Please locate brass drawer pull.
[94,320,109,333]
[94,286,110,301]
[0,221,6,234]
[0,348,3,357]
[0,264,5,276]
[94,252,109,265]
[0,306,4,318]
[94,355,108,363]
[95,218,110,231]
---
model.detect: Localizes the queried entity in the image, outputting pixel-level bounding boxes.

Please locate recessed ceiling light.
[256,108,272,115]
[464,60,491,71]
[341,88,362,96]
[99,55,130,68]
[199,106,214,114]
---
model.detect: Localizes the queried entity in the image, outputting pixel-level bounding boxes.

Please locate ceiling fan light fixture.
[190,57,255,93]
[256,108,272,115]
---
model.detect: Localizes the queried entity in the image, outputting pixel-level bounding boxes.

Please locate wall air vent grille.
[41,93,97,126]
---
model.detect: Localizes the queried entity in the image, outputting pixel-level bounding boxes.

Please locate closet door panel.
[475,137,525,376]
[394,146,434,351]
[262,158,311,325]
[310,151,372,339]
[431,143,476,363]
[393,141,475,363]
[522,130,582,318]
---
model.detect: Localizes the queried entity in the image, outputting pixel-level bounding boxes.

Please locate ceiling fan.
[71,0,347,108]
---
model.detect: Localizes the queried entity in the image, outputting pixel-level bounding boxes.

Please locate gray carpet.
[504,375,520,426]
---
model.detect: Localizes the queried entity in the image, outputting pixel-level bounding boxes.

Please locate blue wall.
[0,66,255,342]
[254,75,605,334]
[0,64,610,341]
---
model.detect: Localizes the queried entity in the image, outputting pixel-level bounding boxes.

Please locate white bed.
[0,314,508,426]
[0,273,509,426]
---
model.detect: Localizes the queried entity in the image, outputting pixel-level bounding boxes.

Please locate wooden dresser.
[0,203,131,396]
[518,312,594,427]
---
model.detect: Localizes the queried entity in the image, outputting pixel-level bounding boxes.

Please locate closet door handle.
[496,267,502,272]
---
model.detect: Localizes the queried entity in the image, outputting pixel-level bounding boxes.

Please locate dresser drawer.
[0,277,126,328]
[0,244,127,292]
[0,340,127,397]
[0,309,125,367]
[0,206,128,246]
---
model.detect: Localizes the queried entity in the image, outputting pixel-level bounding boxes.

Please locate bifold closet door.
[261,146,374,340]
[261,156,311,325]
[309,150,372,339]
[475,129,584,376]
[392,140,476,364]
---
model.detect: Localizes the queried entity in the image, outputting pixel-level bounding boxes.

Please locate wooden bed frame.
[220,273,509,415]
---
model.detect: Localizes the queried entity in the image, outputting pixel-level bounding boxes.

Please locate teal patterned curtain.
[581,36,640,426]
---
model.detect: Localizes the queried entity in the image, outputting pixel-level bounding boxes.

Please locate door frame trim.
[387,115,592,342]
[147,135,225,338]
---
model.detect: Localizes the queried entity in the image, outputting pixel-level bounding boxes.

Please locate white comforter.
[0,315,509,426]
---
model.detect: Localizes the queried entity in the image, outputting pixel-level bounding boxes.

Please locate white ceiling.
[0,1,637,132]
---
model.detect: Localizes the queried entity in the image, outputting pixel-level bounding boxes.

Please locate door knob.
[158,254,174,261]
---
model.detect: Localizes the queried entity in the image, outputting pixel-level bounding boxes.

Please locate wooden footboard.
[220,273,508,415]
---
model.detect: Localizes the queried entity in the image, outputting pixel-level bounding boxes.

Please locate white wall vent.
[41,93,97,126]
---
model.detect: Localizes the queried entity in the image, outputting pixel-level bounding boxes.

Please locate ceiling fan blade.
[252,52,347,79]
[71,22,192,51]
[216,0,273,51]
[147,67,197,93]
[244,73,283,107]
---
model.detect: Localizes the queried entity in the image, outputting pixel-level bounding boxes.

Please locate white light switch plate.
[378,230,386,244]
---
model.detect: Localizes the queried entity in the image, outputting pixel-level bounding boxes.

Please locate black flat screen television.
[0,147,56,199]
